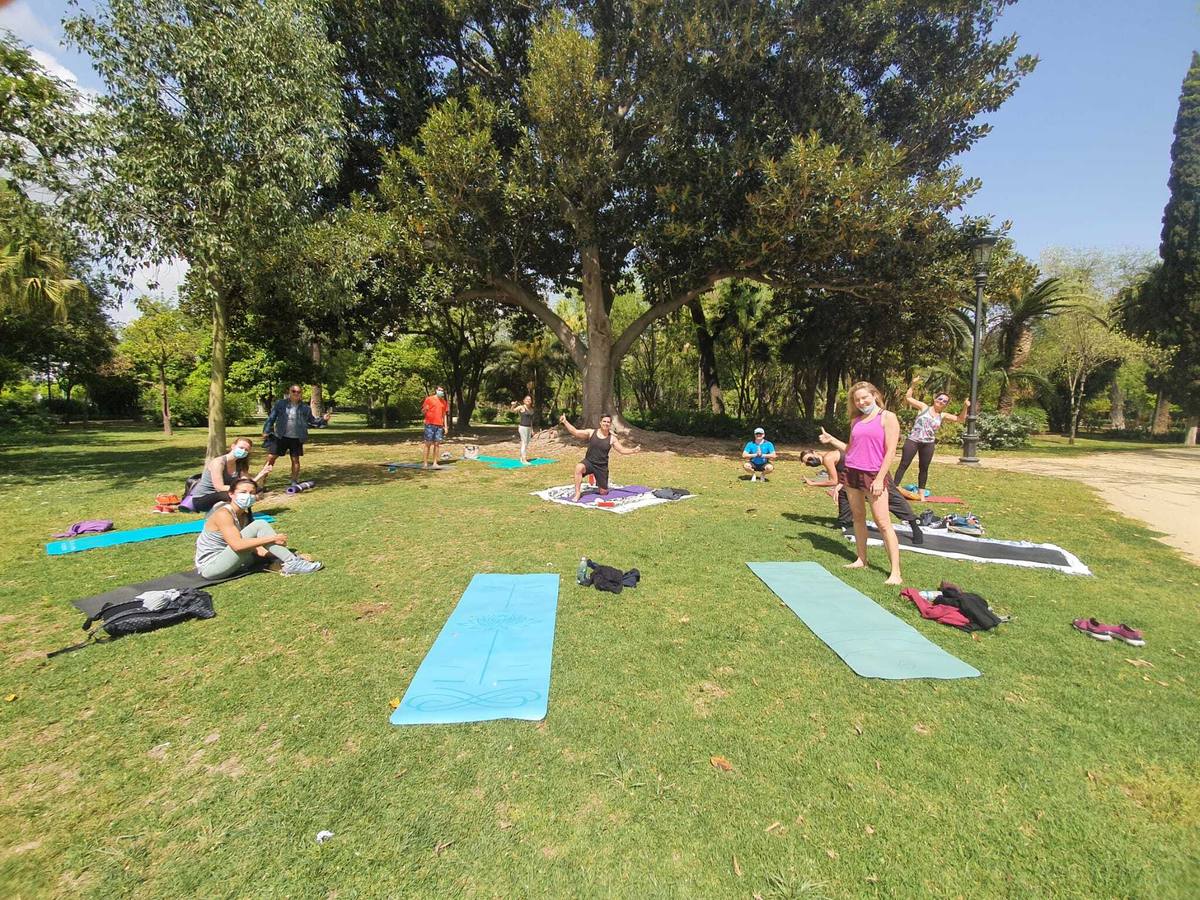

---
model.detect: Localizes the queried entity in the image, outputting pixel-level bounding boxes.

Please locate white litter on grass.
[315,830,334,844]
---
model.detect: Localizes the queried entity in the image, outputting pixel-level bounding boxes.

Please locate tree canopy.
[376,0,1035,423]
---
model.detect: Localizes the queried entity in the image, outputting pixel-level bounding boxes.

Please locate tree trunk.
[823,365,840,419]
[1184,415,1198,446]
[381,394,388,429]
[1109,377,1125,430]
[997,374,1015,416]
[1069,373,1086,445]
[1152,391,1171,434]
[457,386,477,428]
[309,339,323,417]
[61,383,72,424]
[687,299,725,414]
[206,287,229,461]
[158,364,172,436]
[802,368,817,420]
[581,243,618,426]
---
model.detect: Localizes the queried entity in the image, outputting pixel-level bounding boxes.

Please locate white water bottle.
[577,556,589,585]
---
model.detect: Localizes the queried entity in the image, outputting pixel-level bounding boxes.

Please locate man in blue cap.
[742,426,776,482]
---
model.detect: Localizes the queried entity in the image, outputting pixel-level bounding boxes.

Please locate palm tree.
[989,277,1079,414]
[0,240,86,322]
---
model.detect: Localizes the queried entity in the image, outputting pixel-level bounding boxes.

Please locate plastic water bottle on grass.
[577,557,589,585]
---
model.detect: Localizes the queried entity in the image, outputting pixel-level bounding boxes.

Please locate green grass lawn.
[2,419,1198,898]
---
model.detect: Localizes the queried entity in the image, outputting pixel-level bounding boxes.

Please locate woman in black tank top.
[511,395,536,464]
[559,413,641,502]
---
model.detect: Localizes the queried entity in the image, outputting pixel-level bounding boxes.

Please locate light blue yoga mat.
[747,562,980,680]
[46,515,276,557]
[391,573,560,725]
[476,455,556,470]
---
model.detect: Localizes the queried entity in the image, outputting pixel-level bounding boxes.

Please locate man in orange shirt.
[421,385,451,469]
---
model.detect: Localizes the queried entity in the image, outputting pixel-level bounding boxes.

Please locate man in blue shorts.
[742,426,776,482]
[421,386,451,469]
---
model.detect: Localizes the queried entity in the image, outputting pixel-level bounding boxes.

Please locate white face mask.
[233,492,255,510]
[858,401,879,416]
[231,446,248,460]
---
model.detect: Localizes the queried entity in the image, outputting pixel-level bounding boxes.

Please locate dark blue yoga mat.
[46,515,275,556]
[747,562,980,680]
[391,573,560,725]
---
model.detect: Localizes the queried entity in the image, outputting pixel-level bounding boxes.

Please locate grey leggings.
[198,520,293,579]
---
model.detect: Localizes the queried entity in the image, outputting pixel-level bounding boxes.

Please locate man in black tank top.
[559,413,642,502]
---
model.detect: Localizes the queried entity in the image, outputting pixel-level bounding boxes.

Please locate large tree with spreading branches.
[381,1,1035,425]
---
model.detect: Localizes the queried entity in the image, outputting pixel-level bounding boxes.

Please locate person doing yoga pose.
[190,437,272,512]
[894,377,969,490]
[559,413,641,503]
[801,447,923,544]
[511,395,536,464]
[820,381,903,584]
[193,477,322,578]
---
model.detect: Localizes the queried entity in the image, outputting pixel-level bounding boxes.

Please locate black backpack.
[49,589,216,657]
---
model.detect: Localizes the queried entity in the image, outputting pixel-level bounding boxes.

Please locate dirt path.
[983,448,1200,564]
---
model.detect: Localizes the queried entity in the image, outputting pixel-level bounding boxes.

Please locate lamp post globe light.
[959,231,999,465]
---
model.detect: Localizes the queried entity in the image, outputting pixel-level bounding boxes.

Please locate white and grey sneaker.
[281,557,323,576]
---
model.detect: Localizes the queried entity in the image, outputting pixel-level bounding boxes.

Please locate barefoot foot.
[884,574,903,586]
[843,560,867,570]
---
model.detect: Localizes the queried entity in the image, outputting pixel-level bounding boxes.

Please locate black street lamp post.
[959,231,999,465]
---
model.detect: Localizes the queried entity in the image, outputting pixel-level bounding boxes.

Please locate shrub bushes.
[139,380,257,428]
[1014,405,1050,434]
[0,396,53,434]
[977,412,1037,450]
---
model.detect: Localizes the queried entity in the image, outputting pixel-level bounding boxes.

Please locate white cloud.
[27,45,79,87]
[0,2,59,50]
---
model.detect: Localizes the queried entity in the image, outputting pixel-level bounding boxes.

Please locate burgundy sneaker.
[1072,618,1112,641]
[1098,622,1145,647]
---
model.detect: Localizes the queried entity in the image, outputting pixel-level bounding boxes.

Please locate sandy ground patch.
[983,449,1200,565]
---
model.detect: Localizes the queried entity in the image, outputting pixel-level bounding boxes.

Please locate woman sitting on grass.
[190,437,272,512]
[194,477,322,578]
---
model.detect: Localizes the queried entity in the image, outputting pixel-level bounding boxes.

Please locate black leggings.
[837,478,916,528]
[191,490,230,512]
[894,439,936,489]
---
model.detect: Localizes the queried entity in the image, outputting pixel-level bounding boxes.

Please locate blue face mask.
[436,390,445,398]
[231,447,248,460]
[233,492,255,509]
[858,402,879,416]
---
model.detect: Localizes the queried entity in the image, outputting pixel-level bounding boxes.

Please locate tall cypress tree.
[1124,52,1200,442]
[1161,52,1200,440]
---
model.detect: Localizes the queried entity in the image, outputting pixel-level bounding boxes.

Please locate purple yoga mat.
[573,485,651,505]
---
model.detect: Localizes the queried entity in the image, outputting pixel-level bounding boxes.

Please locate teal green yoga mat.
[476,455,556,469]
[46,515,275,556]
[391,573,560,725]
[747,562,980,680]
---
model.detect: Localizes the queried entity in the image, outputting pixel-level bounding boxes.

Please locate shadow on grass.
[0,445,203,486]
[779,512,854,558]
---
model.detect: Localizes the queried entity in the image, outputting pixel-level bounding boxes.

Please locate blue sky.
[3,0,1198,272]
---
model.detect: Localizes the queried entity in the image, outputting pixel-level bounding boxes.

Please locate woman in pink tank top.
[818,381,903,584]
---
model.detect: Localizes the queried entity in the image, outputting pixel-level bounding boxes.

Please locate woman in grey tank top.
[194,477,322,578]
